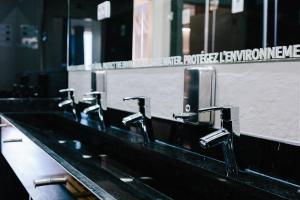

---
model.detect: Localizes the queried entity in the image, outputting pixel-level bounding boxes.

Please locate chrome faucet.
[198,106,240,176]
[58,88,78,121]
[82,91,106,130]
[122,96,154,144]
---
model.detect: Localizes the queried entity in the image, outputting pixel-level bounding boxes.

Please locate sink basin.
[3,112,170,200]
[3,112,300,200]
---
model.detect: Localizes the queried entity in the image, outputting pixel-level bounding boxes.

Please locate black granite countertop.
[1,113,172,200]
[2,112,300,200]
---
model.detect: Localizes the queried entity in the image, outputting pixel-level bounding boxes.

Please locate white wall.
[68,70,91,103]
[68,60,300,146]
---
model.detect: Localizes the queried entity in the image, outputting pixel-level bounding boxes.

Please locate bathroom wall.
[68,60,300,146]
[68,70,91,102]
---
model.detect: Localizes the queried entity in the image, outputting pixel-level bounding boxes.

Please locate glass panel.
[101,0,133,62]
[212,0,264,52]
[69,0,133,64]
[69,19,101,66]
[42,0,68,69]
[277,0,300,46]
[67,0,300,66]
[132,0,171,59]
[183,2,206,54]
[132,0,265,58]
[68,0,102,66]
[132,0,151,59]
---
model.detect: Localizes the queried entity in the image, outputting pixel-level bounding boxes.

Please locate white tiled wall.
[69,61,300,146]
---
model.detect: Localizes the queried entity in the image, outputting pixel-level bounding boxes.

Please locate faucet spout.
[58,88,78,121]
[199,129,230,148]
[122,112,150,143]
[58,99,73,108]
[82,91,106,130]
[197,106,240,176]
[122,96,154,144]
[83,104,100,114]
[122,113,143,126]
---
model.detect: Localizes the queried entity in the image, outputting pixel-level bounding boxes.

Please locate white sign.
[232,0,244,14]
[210,0,219,11]
[97,1,111,21]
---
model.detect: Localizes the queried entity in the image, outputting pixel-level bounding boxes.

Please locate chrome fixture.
[172,67,239,175]
[58,88,78,121]
[174,66,216,125]
[122,96,154,144]
[83,91,106,130]
[198,106,240,176]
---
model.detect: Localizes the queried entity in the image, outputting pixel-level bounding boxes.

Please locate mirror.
[132,0,262,59]
[42,0,68,69]
[0,0,69,98]
[69,18,101,66]
[132,0,300,58]
[66,0,300,68]
[68,0,133,66]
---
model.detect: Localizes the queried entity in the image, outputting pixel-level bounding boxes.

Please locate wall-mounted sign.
[97,1,111,21]
[232,0,244,14]
[210,0,219,11]
[99,45,300,69]
[68,44,300,71]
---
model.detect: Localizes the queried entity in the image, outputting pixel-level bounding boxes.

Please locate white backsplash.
[68,70,91,103]
[69,61,300,145]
